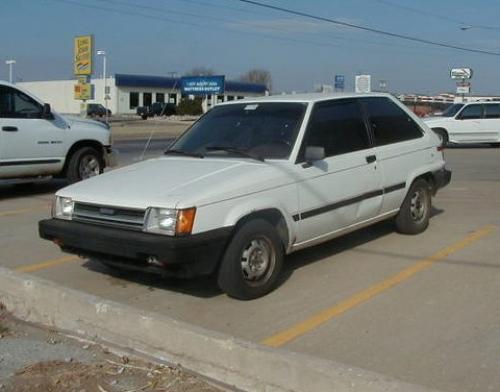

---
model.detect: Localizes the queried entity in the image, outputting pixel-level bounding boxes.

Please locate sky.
[2,0,500,94]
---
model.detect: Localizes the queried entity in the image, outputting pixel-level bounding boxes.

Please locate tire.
[66,146,104,184]
[432,128,449,147]
[394,179,432,235]
[141,115,148,120]
[217,219,284,300]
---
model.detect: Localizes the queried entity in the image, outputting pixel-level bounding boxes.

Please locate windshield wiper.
[205,146,265,162]
[164,149,204,158]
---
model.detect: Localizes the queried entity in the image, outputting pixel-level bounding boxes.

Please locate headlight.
[144,207,196,236]
[52,196,74,220]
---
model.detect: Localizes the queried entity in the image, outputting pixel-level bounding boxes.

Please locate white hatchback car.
[424,102,500,146]
[40,93,451,299]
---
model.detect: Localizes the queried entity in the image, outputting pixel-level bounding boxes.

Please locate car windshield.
[441,103,464,117]
[168,102,307,160]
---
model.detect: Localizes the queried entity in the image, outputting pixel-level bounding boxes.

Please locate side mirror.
[41,103,53,120]
[304,146,325,163]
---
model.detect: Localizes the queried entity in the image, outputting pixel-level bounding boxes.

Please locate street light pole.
[5,60,16,84]
[96,50,108,124]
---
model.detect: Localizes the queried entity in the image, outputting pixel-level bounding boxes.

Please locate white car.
[424,102,500,146]
[0,81,115,183]
[39,93,450,299]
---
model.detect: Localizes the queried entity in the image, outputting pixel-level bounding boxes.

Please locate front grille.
[73,203,145,231]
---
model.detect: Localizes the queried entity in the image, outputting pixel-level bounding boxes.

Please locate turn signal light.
[176,208,196,235]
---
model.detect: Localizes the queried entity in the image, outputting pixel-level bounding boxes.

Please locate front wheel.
[66,147,103,183]
[395,179,431,235]
[217,219,284,300]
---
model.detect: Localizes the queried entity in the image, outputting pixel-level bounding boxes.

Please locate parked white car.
[0,81,115,183]
[424,102,500,146]
[40,93,450,299]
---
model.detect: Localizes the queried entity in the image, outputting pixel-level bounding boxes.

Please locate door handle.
[366,155,377,163]
[2,126,18,132]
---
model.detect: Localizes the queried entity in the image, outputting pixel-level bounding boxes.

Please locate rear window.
[362,97,423,146]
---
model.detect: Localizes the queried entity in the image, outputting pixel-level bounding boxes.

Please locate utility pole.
[5,60,16,84]
[97,50,108,123]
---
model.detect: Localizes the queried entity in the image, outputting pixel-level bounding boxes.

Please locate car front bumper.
[433,168,452,193]
[39,219,233,277]
[104,146,118,167]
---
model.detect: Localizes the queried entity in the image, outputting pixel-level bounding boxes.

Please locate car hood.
[64,115,110,130]
[56,157,294,210]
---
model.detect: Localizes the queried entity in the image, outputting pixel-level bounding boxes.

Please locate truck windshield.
[168,102,307,160]
[441,103,464,117]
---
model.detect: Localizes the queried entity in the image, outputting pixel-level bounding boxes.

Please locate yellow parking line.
[0,205,48,217]
[15,255,80,273]
[262,225,495,348]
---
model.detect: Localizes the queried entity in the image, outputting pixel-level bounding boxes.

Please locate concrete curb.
[0,267,435,392]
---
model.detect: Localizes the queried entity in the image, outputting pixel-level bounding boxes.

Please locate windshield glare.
[441,103,464,117]
[169,102,307,160]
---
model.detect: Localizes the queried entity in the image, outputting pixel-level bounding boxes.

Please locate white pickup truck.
[0,81,115,183]
[39,93,450,300]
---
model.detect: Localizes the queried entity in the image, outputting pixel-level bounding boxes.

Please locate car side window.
[362,97,423,146]
[483,104,500,119]
[458,104,483,120]
[302,99,370,159]
[0,86,42,119]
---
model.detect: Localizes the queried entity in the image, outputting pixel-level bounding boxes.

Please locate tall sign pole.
[74,35,95,117]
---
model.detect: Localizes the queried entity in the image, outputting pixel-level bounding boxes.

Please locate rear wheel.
[217,219,284,300]
[395,179,431,235]
[66,147,103,183]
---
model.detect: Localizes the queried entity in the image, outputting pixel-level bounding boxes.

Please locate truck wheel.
[217,219,284,300]
[395,179,431,235]
[66,147,103,183]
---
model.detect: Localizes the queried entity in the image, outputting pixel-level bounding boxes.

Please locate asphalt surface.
[1,141,499,392]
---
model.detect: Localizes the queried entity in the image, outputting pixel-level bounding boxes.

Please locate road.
[1,142,499,392]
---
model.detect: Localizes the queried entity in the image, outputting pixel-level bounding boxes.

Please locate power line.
[232,0,500,56]
[47,0,446,56]
[373,0,500,33]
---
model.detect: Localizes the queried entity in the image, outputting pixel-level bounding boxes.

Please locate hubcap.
[79,155,100,179]
[410,189,427,222]
[240,237,276,286]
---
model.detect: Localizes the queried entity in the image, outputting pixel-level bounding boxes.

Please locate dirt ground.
[0,305,221,392]
[109,118,193,141]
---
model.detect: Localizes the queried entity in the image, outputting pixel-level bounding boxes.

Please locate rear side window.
[483,104,500,119]
[458,104,483,120]
[363,97,423,146]
[304,99,370,158]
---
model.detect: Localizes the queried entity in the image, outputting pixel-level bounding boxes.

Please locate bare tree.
[240,69,272,91]
[185,67,215,76]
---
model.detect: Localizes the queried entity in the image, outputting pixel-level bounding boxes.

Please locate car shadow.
[0,179,67,201]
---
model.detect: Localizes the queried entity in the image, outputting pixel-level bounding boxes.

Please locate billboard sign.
[334,74,345,90]
[180,75,225,96]
[74,35,94,76]
[450,68,473,80]
[74,83,94,100]
[355,74,371,93]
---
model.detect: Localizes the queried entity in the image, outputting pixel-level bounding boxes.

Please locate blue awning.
[115,74,267,94]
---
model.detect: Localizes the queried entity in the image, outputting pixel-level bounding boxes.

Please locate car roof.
[219,92,393,105]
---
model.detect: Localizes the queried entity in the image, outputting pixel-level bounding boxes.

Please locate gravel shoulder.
[0,305,221,392]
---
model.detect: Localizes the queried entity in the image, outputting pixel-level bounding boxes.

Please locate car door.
[479,103,500,142]
[0,85,66,178]
[292,99,383,245]
[452,104,483,143]
[361,97,427,214]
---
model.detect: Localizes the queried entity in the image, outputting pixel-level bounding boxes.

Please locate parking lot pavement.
[1,146,499,392]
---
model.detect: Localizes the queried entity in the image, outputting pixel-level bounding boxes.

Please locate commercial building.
[17,74,268,115]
